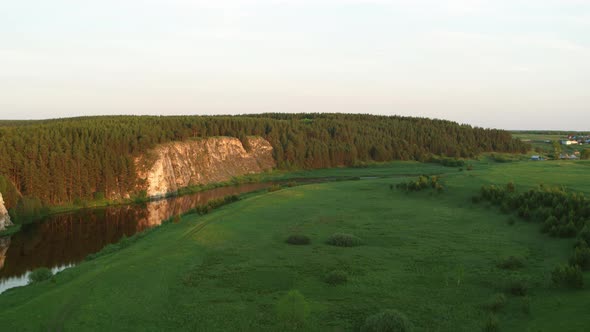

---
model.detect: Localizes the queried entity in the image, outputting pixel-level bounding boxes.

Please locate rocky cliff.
[136,136,275,198]
[0,193,13,232]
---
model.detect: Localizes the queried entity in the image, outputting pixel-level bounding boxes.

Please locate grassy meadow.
[0,160,589,331]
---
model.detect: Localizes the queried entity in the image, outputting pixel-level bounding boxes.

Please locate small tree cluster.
[396,175,444,193]
[476,183,590,290]
[551,264,584,289]
[430,156,465,167]
[478,184,590,238]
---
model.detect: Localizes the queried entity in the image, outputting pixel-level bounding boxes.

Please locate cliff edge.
[136,136,275,198]
[0,193,13,231]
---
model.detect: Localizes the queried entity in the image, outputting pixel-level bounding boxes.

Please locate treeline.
[0,114,528,208]
[476,183,590,288]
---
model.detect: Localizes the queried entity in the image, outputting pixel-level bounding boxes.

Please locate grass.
[0,160,589,331]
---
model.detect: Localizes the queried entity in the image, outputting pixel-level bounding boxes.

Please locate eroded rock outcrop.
[0,193,13,232]
[0,236,10,270]
[136,136,275,198]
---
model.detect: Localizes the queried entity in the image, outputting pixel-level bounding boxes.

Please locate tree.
[552,140,562,158]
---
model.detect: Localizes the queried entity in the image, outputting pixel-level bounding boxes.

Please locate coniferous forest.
[0,114,528,209]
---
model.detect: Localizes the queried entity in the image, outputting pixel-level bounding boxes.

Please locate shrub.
[396,175,444,193]
[486,293,507,312]
[361,309,412,332]
[497,256,524,270]
[286,181,297,187]
[507,218,515,226]
[570,242,590,270]
[482,315,500,332]
[286,234,311,245]
[326,233,363,247]
[521,297,531,315]
[28,267,53,284]
[324,270,348,285]
[552,264,584,289]
[277,290,309,329]
[268,185,282,192]
[506,278,528,296]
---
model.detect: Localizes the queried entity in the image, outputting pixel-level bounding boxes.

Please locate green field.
[1,160,589,331]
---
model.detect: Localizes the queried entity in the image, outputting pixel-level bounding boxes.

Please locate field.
[0,160,589,331]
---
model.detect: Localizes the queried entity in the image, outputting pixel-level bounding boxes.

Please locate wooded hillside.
[0,114,528,207]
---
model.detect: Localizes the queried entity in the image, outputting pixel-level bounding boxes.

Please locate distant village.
[531,134,589,161]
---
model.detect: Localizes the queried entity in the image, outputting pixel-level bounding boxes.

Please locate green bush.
[286,234,311,245]
[497,256,524,270]
[570,242,590,270]
[506,278,528,296]
[552,264,584,289]
[28,267,53,284]
[361,309,412,332]
[277,290,309,329]
[482,315,500,332]
[326,233,363,247]
[486,293,507,312]
[268,185,282,192]
[396,175,444,193]
[324,270,348,285]
[521,297,531,315]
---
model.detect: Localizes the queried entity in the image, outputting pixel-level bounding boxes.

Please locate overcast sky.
[1,0,589,130]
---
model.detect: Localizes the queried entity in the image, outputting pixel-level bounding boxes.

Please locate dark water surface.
[0,182,272,293]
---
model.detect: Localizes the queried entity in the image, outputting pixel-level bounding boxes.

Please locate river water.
[0,182,272,294]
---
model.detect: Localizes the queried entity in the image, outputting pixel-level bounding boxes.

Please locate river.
[0,182,273,294]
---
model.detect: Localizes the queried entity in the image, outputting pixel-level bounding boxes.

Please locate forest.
[0,114,529,210]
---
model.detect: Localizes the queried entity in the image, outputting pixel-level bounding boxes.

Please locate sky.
[0,0,589,130]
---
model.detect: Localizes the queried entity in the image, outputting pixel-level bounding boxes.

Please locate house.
[561,140,578,145]
[560,153,578,160]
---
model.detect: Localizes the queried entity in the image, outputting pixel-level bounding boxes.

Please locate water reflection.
[0,182,271,293]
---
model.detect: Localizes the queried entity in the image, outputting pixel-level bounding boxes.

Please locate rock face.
[136,136,275,198]
[0,193,13,232]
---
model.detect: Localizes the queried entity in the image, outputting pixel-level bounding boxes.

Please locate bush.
[396,175,444,193]
[497,256,524,270]
[326,233,363,247]
[521,297,531,315]
[486,293,507,312]
[552,264,584,289]
[361,309,412,332]
[507,218,515,226]
[324,270,348,285]
[286,234,311,245]
[506,278,528,296]
[268,185,282,192]
[277,290,309,329]
[570,242,590,270]
[28,267,53,284]
[482,315,500,332]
